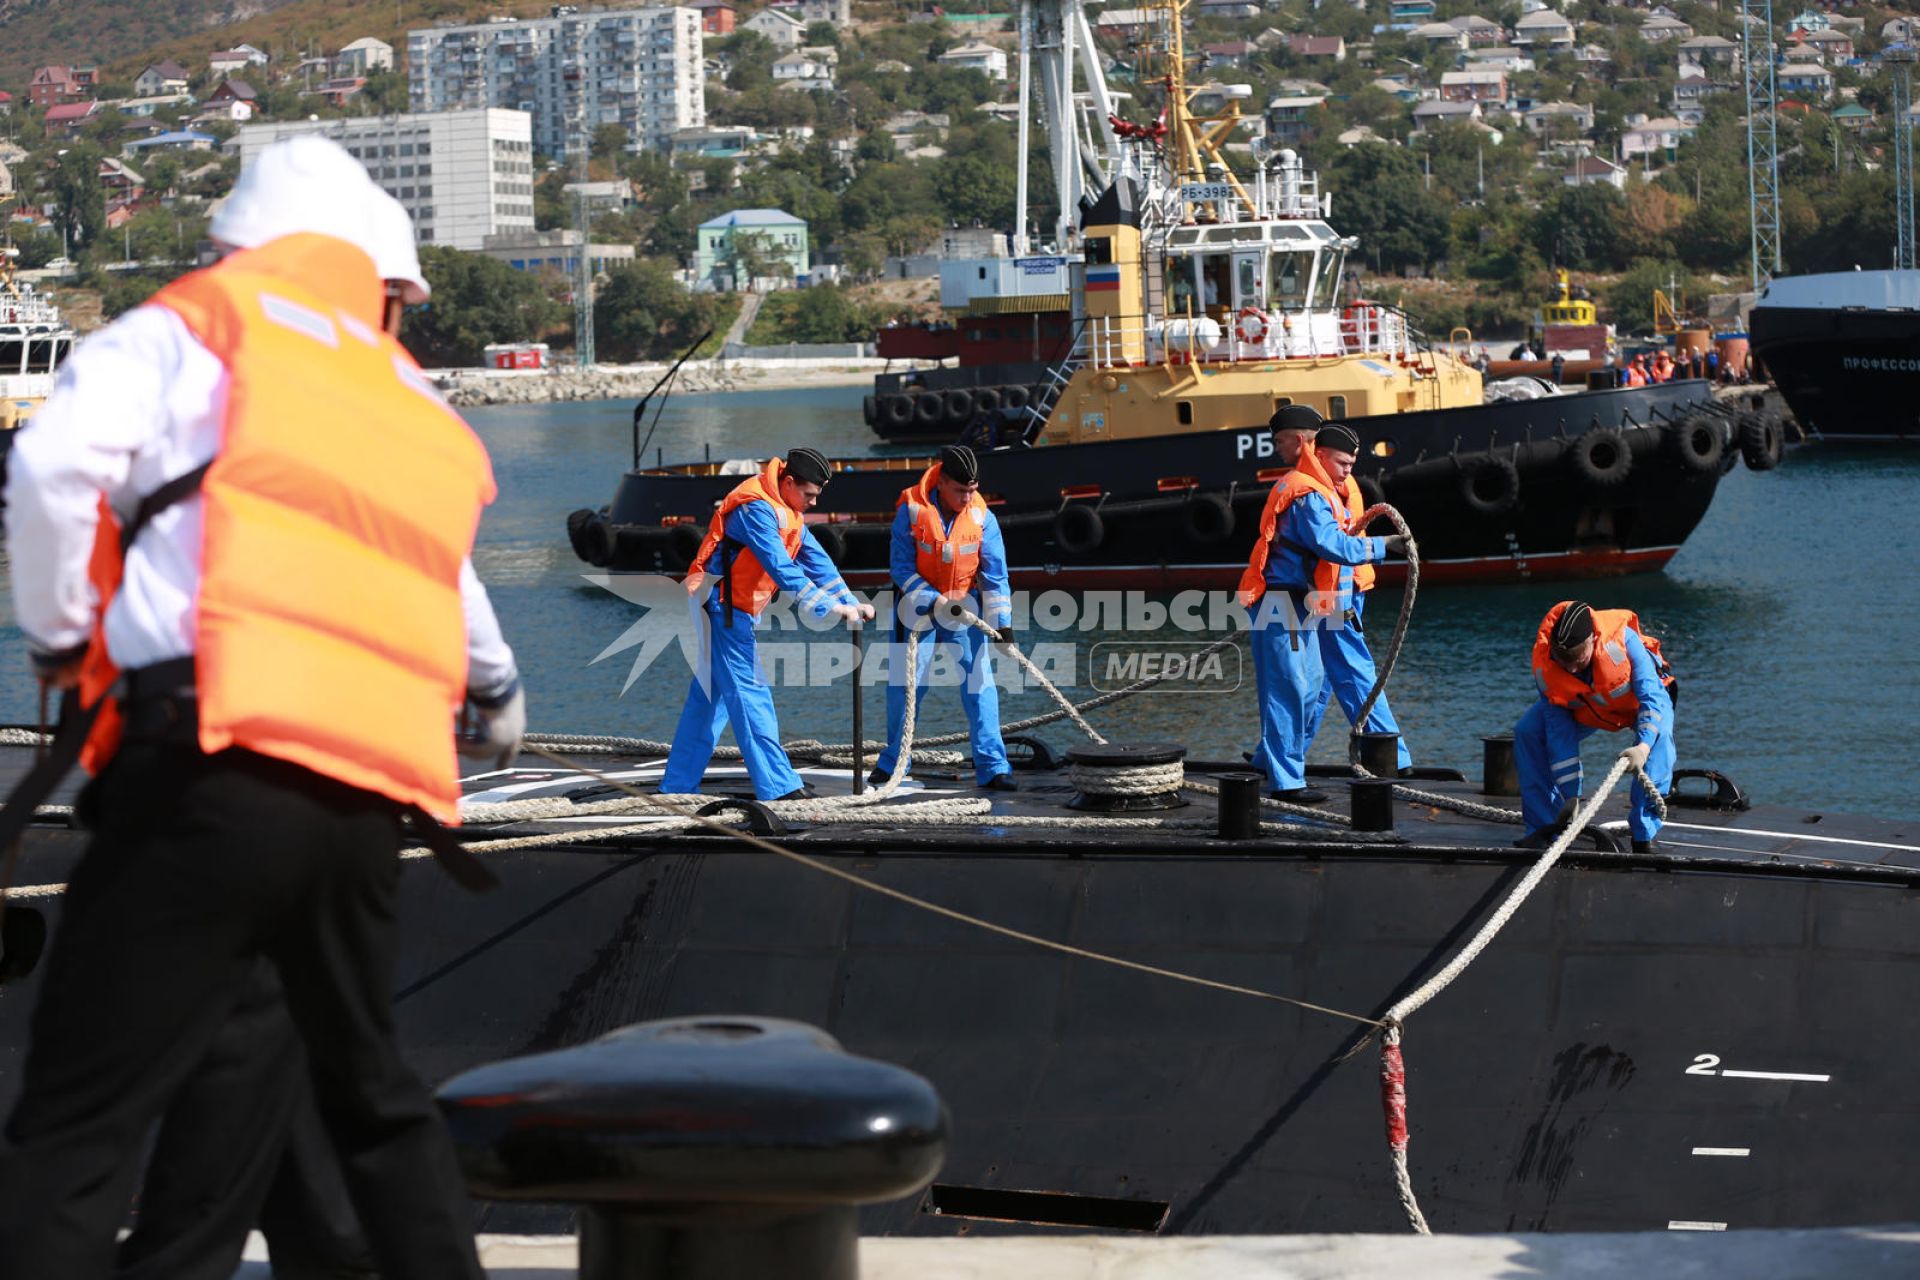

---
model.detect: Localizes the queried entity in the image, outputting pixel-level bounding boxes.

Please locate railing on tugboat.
[1067,304,1433,369]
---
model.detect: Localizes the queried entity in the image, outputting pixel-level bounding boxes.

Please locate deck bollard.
[1349,778,1397,833]
[1481,734,1520,796]
[1356,732,1401,778]
[437,1016,948,1280]
[1216,772,1261,840]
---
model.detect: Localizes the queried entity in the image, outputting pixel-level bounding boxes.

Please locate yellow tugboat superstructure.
[1027,0,1483,446]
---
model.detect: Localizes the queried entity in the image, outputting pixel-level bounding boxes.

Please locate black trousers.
[0,741,483,1279]
[116,960,375,1280]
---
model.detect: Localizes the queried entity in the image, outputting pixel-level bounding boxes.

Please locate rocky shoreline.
[435,358,889,407]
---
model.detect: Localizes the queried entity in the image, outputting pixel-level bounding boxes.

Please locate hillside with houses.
[0,0,1914,360]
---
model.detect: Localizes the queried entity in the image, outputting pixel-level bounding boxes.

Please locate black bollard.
[437,1016,947,1280]
[1356,732,1401,778]
[1216,772,1261,840]
[1482,733,1520,797]
[1350,778,1397,832]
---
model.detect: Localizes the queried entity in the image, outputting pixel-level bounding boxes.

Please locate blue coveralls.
[661,500,857,800]
[1246,492,1386,794]
[873,499,1014,785]
[1514,628,1676,843]
[1303,590,1413,770]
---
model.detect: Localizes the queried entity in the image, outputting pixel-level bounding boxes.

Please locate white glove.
[1619,741,1651,770]
[461,683,526,770]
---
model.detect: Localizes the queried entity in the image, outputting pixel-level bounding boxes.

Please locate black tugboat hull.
[1748,270,1920,443]
[573,381,1748,588]
[3,772,1916,1236]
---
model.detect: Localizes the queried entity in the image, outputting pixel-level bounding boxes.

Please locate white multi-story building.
[407,7,705,157]
[228,109,535,251]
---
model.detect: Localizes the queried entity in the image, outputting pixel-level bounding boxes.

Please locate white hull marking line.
[1691,1147,1751,1157]
[1668,1221,1728,1231]
[1687,1054,1831,1082]
[1662,821,1920,857]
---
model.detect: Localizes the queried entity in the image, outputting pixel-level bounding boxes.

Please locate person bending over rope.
[1514,601,1676,853]
[871,445,1015,790]
[1237,422,1407,804]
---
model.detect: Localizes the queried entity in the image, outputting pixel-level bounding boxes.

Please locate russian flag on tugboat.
[1087,266,1122,292]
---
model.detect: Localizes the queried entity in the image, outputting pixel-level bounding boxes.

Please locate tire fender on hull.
[1459,454,1521,516]
[1739,413,1784,471]
[1054,503,1105,556]
[1670,415,1725,475]
[1569,427,1633,487]
[1181,492,1236,544]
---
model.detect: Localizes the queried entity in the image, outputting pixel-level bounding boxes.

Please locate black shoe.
[1512,825,1562,850]
[775,785,817,802]
[867,768,890,786]
[981,774,1017,792]
[1272,787,1328,805]
[1397,767,1418,779]
[1631,838,1656,854]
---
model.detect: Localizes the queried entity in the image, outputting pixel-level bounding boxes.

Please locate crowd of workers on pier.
[0,132,1675,1276]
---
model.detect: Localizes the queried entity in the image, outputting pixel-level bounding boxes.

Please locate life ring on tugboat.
[1459,453,1521,516]
[1235,307,1269,347]
[1181,492,1236,545]
[1053,503,1106,555]
[1669,415,1724,475]
[1341,300,1385,351]
[1568,426,1633,487]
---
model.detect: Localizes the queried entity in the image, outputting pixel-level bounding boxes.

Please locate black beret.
[1550,602,1595,654]
[937,444,979,484]
[1315,422,1362,455]
[785,446,831,486]
[1268,403,1325,434]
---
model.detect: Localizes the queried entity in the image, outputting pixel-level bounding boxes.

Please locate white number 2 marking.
[1686,1054,1722,1076]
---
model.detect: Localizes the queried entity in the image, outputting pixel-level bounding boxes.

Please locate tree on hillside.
[1531,185,1625,271]
[400,247,566,367]
[593,260,720,361]
[47,144,106,255]
[1324,145,1451,274]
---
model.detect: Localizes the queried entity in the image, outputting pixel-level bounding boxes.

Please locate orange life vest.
[1236,450,1370,614]
[897,463,987,597]
[1531,601,1675,733]
[687,458,804,617]
[78,232,497,825]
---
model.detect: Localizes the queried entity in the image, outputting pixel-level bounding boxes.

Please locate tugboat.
[1747,269,1920,443]
[569,2,1778,588]
[0,249,78,466]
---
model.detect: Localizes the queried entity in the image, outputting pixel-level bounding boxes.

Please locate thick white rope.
[1066,758,1184,797]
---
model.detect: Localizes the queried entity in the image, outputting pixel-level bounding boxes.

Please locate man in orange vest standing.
[665,447,874,800]
[1516,600,1676,852]
[1238,423,1407,803]
[871,444,1014,788]
[0,138,515,1276]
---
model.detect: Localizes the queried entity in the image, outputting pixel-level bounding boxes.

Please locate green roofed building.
[694,208,809,292]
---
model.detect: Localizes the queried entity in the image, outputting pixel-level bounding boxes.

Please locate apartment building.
[230,108,535,251]
[407,7,704,157]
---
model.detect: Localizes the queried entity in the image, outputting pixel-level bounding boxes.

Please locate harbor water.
[2,384,1915,820]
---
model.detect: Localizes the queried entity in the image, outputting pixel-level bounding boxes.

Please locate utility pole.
[1889,45,1917,270]
[1742,0,1782,290]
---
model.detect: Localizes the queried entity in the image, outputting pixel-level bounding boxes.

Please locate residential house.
[1448,14,1506,47]
[872,59,912,74]
[694,208,809,291]
[1274,77,1331,97]
[691,0,737,35]
[191,99,256,127]
[882,110,949,142]
[938,42,1010,81]
[98,156,144,200]
[1833,102,1874,132]
[1512,10,1576,48]
[0,91,12,118]
[334,37,395,76]
[772,50,835,87]
[1522,99,1594,135]
[122,130,219,157]
[562,179,641,213]
[1671,75,1730,123]
[133,60,191,97]
[793,0,851,25]
[1336,124,1384,145]
[1439,69,1506,103]
[0,158,11,201]
[1795,29,1854,64]
[1785,8,1829,36]
[43,101,102,137]
[1094,9,1155,37]
[1286,35,1347,60]
[1264,95,1325,146]
[1620,115,1693,161]
[1411,99,1482,133]
[1639,14,1693,42]
[743,8,806,48]
[1389,0,1436,22]
[114,93,195,119]
[672,124,762,158]
[1369,76,1424,103]
[1202,41,1257,69]
[1466,47,1535,73]
[208,48,267,77]
[1776,62,1835,100]
[1675,35,1738,69]
[1411,21,1469,49]
[1196,0,1261,17]
[207,79,260,109]
[1574,43,1611,66]
[1882,18,1919,44]
[1564,154,1626,190]
[28,66,89,109]
[312,77,367,109]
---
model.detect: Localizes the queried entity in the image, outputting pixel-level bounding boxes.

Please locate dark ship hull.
[1748,270,1920,443]
[5,748,1918,1236]
[572,380,1771,588]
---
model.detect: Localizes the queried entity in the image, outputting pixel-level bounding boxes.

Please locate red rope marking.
[1380,1039,1409,1152]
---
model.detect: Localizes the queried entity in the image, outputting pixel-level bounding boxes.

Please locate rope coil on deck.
[1066,758,1184,798]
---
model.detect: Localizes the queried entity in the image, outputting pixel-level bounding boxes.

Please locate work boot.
[774,785,818,802]
[867,768,890,786]
[1396,767,1419,779]
[1512,824,1564,850]
[1272,787,1328,805]
[1631,838,1657,854]
[980,774,1017,792]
